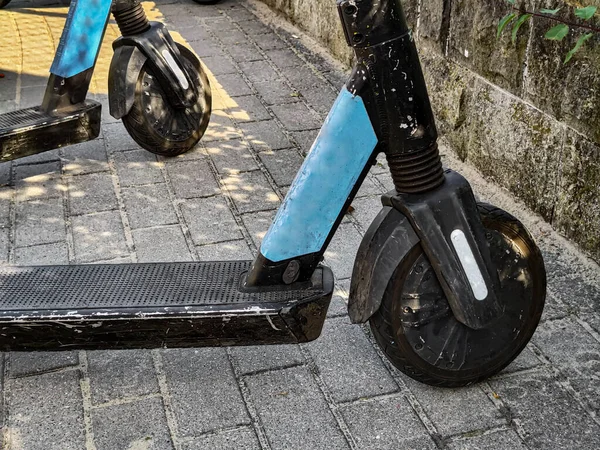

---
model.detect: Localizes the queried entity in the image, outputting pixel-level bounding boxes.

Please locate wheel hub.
[140,67,203,142]
[395,226,535,372]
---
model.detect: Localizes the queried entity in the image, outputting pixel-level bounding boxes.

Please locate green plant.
[497,1,599,63]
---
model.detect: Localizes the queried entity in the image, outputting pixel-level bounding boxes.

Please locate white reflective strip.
[450,229,489,301]
[162,50,189,90]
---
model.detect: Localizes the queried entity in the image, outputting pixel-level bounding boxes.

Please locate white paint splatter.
[266,315,281,331]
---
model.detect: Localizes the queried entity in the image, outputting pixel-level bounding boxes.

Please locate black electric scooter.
[0,0,546,387]
[0,0,211,161]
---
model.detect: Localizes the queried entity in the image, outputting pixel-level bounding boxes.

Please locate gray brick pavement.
[244,365,349,449]
[306,317,398,403]
[7,370,85,450]
[9,351,78,378]
[1,0,599,449]
[181,428,260,450]
[340,396,437,450]
[133,225,193,263]
[207,139,259,175]
[161,348,251,436]
[87,350,159,404]
[91,397,173,450]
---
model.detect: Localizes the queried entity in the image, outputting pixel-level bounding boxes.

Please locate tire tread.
[369,203,546,387]
[122,44,211,157]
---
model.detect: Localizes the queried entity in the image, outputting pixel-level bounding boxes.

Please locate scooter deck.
[0,101,101,162]
[0,261,334,351]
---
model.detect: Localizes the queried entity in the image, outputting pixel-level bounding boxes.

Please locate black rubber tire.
[0,0,12,8]
[122,43,211,157]
[192,0,221,4]
[370,203,546,387]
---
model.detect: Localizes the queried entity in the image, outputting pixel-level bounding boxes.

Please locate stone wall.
[256,0,600,262]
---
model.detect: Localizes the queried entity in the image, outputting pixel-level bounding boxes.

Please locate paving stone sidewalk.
[0,0,599,449]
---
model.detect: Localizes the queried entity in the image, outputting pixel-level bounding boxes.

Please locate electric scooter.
[0,0,546,387]
[0,0,212,161]
[0,0,220,9]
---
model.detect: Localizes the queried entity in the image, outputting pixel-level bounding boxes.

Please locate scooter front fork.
[110,0,198,109]
[339,0,503,329]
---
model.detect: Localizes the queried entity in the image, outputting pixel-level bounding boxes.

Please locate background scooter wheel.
[0,0,12,9]
[370,203,546,387]
[122,43,211,157]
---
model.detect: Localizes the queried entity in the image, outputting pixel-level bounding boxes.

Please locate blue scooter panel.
[260,87,378,263]
[51,0,112,78]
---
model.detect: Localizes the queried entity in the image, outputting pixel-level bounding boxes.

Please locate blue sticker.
[261,87,378,262]
[51,0,112,78]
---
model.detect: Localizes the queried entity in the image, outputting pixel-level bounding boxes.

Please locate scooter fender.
[108,45,147,120]
[348,206,420,324]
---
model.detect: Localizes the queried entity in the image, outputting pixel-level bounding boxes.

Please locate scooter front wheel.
[370,203,546,387]
[122,43,211,157]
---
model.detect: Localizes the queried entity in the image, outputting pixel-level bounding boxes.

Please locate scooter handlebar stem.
[337,0,438,158]
[337,0,410,48]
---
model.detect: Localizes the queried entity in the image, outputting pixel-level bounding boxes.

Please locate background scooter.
[0,0,212,161]
[0,0,221,9]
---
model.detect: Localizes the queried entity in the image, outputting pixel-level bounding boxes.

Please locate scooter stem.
[339,0,504,329]
[339,0,443,192]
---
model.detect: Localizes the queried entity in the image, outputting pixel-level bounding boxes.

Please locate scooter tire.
[122,43,211,157]
[370,203,546,387]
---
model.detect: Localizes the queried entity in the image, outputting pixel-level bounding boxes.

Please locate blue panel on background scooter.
[261,87,378,262]
[50,0,112,78]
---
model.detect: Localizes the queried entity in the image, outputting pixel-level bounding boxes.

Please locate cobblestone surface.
[0,0,599,449]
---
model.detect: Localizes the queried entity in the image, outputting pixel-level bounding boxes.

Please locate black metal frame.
[246,0,441,289]
[247,0,504,329]
[0,262,333,351]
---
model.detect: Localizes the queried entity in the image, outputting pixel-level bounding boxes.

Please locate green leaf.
[512,14,532,43]
[540,8,561,15]
[564,32,594,63]
[498,13,517,38]
[545,24,569,40]
[574,6,597,20]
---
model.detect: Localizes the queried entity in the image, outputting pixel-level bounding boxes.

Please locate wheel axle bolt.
[344,5,357,15]
[415,343,423,350]
[403,306,412,314]
[352,33,364,44]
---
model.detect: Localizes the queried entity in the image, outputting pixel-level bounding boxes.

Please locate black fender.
[108,45,147,120]
[348,206,420,323]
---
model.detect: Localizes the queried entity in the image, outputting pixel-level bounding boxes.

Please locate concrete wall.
[257,0,600,262]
